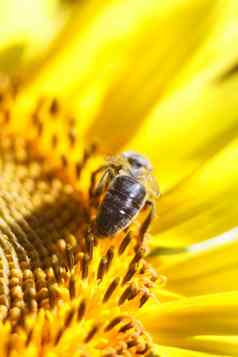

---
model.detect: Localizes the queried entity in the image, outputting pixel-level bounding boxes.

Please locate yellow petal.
[155,288,184,302]
[130,74,238,193]
[85,0,217,152]
[178,336,238,356]
[140,292,238,353]
[150,136,238,245]
[0,0,68,75]
[155,344,233,357]
[16,0,217,141]
[171,0,238,89]
[155,339,238,357]
[129,0,238,192]
[150,229,238,296]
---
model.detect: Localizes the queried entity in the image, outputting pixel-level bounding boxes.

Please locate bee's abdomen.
[95,175,146,237]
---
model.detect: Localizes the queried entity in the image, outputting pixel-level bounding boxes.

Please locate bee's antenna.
[148,227,238,257]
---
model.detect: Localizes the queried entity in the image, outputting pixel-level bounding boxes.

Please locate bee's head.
[122,151,152,175]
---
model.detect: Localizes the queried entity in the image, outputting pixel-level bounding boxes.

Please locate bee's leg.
[139,200,155,241]
[89,165,108,199]
[90,167,115,208]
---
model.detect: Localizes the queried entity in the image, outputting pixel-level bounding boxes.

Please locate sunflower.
[0,0,237,356]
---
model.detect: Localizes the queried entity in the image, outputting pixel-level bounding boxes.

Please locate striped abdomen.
[95,175,146,237]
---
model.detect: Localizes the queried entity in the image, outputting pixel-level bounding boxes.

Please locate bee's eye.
[128,157,143,169]
[122,151,152,171]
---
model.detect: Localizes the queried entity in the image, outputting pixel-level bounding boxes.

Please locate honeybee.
[89,151,160,238]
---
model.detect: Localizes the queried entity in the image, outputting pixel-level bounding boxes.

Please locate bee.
[89,151,160,238]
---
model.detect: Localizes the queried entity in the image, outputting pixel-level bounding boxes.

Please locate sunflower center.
[0,135,85,324]
[0,134,161,356]
[0,85,163,356]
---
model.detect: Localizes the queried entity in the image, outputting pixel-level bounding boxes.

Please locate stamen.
[64,307,75,328]
[54,327,64,345]
[127,338,138,349]
[68,128,76,148]
[118,283,137,306]
[61,154,68,168]
[75,162,82,178]
[69,275,76,298]
[54,308,75,345]
[85,232,94,260]
[104,316,125,332]
[139,291,150,308]
[115,341,127,354]
[129,247,145,266]
[122,264,137,285]
[77,299,86,321]
[49,98,59,115]
[118,321,133,333]
[103,277,120,303]
[97,257,107,281]
[81,254,89,280]
[127,284,138,301]
[84,324,99,343]
[105,247,114,271]
[136,343,149,355]
[118,232,131,255]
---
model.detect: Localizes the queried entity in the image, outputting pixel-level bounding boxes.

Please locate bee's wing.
[146,172,160,198]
